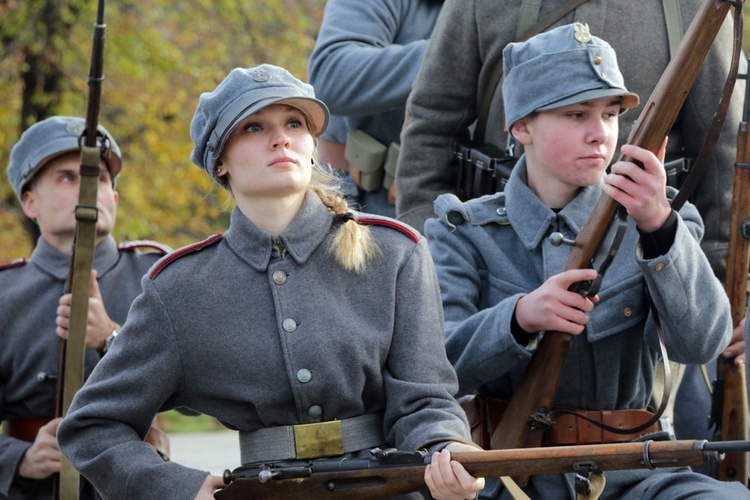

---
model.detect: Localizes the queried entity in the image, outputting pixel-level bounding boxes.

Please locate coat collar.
[30,235,121,280]
[224,190,334,271]
[505,157,604,250]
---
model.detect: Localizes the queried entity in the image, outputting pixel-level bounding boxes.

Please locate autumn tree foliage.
[0,0,325,259]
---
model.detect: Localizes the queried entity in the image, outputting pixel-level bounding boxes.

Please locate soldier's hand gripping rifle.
[54,1,107,498]
[213,440,750,499]
[710,54,750,484]
[491,0,743,480]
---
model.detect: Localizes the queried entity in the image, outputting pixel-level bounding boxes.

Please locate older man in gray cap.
[426,24,746,499]
[0,116,171,500]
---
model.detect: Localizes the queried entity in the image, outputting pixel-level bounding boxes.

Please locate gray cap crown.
[7,116,122,202]
[503,23,639,131]
[190,64,330,180]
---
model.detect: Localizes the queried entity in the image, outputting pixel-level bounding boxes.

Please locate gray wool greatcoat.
[57,192,471,500]
[425,160,745,499]
[396,0,743,283]
[0,236,167,500]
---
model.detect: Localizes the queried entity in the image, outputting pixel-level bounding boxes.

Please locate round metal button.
[593,56,602,65]
[272,270,287,285]
[623,307,633,318]
[308,405,323,418]
[282,318,297,332]
[497,207,507,216]
[297,369,312,383]
[654,263,665,272]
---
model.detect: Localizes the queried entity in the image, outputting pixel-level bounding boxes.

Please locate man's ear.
[21,190,39,220]
[509,118,533,146]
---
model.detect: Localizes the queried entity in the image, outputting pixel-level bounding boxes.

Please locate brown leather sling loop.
[474,0,591,142]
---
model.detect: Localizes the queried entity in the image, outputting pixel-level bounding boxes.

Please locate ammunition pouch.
[345,130,400,192]
[454,139,517,201]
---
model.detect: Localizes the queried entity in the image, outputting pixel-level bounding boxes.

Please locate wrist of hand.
[99,322,121,355]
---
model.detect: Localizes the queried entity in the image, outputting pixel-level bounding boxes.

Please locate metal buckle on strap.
[293,420,345,459]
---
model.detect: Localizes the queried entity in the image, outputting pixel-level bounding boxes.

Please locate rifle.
[54,1,107,498]
[213,440,750,499]
[491,0,739,465]
[710,55,750,484]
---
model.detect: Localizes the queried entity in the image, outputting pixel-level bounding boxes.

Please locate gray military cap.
[190,64,330,180]
[503,22,639,131]
[7,116,122,202]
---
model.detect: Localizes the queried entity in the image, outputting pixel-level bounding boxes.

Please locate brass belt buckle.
[293,420,344,459]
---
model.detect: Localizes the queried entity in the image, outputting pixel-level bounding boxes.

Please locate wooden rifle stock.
[214,440,745,499]
[491,0,735,463]
[716,55,750,484]
[54,1,107,498]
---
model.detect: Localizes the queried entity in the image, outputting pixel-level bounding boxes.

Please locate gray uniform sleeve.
[381,236,471,449]
[308,0,429,116]
[638,204,732,363]
[425,216,534,395]
[395,0,482,231]
[0,434,33,497]
[57,280,209,500]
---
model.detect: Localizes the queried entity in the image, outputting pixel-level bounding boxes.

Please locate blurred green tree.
[0,0,325,259]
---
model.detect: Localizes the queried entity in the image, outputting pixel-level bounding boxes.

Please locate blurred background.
[0,0,326,259]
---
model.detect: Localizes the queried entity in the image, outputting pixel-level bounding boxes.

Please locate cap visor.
[537,88,640,112]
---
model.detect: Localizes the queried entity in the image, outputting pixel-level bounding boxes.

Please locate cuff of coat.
[419,436,484,453]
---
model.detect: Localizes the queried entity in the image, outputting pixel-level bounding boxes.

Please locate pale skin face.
[510,97,621,209]
[21,151,119,254]
[217,103,315,236]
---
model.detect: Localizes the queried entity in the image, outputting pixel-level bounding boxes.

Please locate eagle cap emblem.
[573,22,591,43]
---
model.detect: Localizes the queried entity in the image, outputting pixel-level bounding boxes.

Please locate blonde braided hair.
[310,162,378,273]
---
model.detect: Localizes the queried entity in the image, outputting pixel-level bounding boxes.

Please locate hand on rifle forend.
[425,444,486,500]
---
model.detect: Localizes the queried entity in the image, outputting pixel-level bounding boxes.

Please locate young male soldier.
[425,24,749,498]
[0,116,171,499]
[396,0,745,459]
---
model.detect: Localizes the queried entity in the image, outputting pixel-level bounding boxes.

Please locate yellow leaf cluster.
[0,0,325,260]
